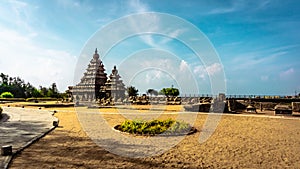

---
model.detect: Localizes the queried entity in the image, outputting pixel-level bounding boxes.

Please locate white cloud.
[220,41,242,48]
[140,58,172,70]
[260,75,269,81]
[0,28,76,91]
[123,9,185,48]
[231,51,286,70]
[179,60,188,72]
[0,1,79,91]
[193,65,206,80]
[206,63,222,76]
[128,0,149,13]
[193,63,222,80]
[55,0,87,9]
[93,0,150,26]
[207,1,242,14]
[118,52,199,95]
[141,35,156,47]
[280,68,294,79]
[144,70,163,84]
[159,28,186,45]
[1,0,37,35]
[207,1,272,15]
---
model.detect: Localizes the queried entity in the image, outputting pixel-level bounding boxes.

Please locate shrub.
[167,121,191,134]
[0,92,14,98]
[116,119,191,135]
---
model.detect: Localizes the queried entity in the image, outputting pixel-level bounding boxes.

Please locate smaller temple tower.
[100,66,126,102]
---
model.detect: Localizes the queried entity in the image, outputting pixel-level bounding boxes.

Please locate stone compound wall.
[259,102,277,111]
[292,102,300,112]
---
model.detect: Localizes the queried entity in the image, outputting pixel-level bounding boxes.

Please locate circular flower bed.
[114,119,197,136]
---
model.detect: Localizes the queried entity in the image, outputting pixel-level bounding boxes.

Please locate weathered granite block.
[292,102,300,112]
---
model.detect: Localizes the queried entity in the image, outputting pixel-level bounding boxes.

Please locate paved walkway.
[0,107,58,169]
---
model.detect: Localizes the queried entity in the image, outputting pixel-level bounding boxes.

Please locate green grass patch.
[115,119,193,135]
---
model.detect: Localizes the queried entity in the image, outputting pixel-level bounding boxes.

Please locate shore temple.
[70,48,126,104]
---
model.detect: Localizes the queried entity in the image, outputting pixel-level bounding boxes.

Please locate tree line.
[0,73,62,98]
[127,86,180,97]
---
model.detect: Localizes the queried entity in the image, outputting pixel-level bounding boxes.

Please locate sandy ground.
[8,106,300,168]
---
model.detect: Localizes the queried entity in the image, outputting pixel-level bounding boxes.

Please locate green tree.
[49,83,59,98]
[147,89,158,96]
[39,86,48,97]
[0,73,34,98]
[0,72,63,98]
[127,86,139,97]
[0,73,8,85]
[46,90,53,97]
[0,92,14,98]
[159,87,179,97]
[31,88,43,98]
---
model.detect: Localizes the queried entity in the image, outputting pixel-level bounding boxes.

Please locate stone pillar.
[260,102,263,112]
[53,120,59,127]
[227,100,232,112]
[1,145,12,156]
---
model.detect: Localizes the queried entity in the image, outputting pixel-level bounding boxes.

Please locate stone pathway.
[0,107,58,169]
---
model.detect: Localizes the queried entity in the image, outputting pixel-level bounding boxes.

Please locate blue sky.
[0,0,299,96]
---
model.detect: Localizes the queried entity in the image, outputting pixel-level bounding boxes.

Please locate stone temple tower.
[72,48,107,103]
[100,65,126,102]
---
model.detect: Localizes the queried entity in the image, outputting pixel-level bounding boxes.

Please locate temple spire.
[93,48,99,60]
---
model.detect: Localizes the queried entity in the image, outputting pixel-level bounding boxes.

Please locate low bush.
[0,92,14,98]
[116,119,192,135]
